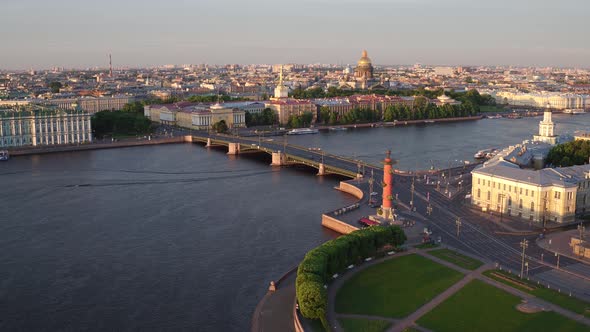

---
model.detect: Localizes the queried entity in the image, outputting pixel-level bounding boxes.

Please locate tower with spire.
[272,65,289,100]
[533,102,558,145]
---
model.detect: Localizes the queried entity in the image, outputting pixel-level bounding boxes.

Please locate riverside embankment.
[7,136,189,156]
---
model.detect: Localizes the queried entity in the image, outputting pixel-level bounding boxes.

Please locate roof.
[472,161,589,188]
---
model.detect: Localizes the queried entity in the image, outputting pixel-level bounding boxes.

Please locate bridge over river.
[189,132,590,302]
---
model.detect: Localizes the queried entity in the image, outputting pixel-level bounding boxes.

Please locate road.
[199,131,590,300]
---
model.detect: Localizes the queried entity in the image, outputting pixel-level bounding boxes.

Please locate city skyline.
[3,0,590,69]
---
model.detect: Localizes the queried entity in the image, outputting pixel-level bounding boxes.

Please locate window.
[567,192,573,200]
[526,189,529,196]
[554,191,561,200]
[503,184,506,191]
[477,189,480,198]
[493,182,496,189]
[478,178,480,185]
[520,188,523,195]
[519,199,523,209]
[531,202,534,212]
[498,193,502,202]
[531,191,534,198]
[508,196,512,206]
[509,185,512,192]
[487,191,491,200]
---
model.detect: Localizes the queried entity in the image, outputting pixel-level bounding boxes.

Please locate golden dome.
[357,50,372,66]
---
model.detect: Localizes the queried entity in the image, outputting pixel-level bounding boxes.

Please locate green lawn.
[483,269,590,317]
[339,318,391,332]
[418,279,588,332]
[427,248,483,270]
[480,105,506,113]
[335,254,463,318]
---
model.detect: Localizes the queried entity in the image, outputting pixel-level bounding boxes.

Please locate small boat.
[287,128,319,135]
[564,109,586,115]
[487,114,502,119]
[506,113,522,119]
[424,120,435,123]
[474,148,496,159]
[0,150,9,161]
[329,127,348,131]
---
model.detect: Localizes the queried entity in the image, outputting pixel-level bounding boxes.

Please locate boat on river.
[287,128,319,135]
[474,148,497,159]
[0,150,9,161]
[564,109,586,115]
[328,127,348,131]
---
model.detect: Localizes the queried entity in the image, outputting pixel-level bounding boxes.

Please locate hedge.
[295,225,406,330]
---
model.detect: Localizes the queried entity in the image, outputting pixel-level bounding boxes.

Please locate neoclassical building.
[471,111,590,224]
[0,108,92,148]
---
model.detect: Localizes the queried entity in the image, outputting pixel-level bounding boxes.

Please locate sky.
[2,0,590,69]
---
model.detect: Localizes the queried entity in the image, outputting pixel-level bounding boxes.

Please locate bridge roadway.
[191,132,590,301]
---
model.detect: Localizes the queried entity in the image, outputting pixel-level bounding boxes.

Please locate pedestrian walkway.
[251,273,296,332]
[325,248,590,332]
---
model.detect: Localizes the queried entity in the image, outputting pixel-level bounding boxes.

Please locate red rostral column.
[382,150,393,219]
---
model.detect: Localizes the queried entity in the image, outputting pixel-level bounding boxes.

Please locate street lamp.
[520,239,529,279]
[455,217,462,237]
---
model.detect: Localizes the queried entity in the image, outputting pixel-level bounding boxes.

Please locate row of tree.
[287,112,314,128]
[291,87,494,102]
[244,108,277,127]
[296,226,406,328]
[317,102,478,126]
[91,110,152,138]
[546,140,590,167]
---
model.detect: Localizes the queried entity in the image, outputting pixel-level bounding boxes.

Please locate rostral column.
[381,150,394,220]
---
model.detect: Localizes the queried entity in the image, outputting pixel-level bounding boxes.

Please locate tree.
[212,120,229,133]
[121,101,144,113]
[48,81,62,93]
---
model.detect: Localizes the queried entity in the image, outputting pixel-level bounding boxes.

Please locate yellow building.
[471,160,590,224]
[144,102,245,129]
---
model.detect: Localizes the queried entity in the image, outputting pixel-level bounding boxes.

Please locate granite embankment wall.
[8,136,191,156]
[321,181,363,235]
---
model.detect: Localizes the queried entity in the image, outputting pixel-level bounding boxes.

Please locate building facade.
[144,102,246,130]
[0,108,92,148]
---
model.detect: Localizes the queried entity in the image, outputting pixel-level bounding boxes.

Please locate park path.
[387,261,490,332]
[327,248,590,332]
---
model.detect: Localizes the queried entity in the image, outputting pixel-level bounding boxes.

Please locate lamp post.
[410,176,415,211]
[455,217,462,237]
[578,222,585,242]
[520,238,529,279]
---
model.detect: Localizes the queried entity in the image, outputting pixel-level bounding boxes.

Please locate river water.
[1,113,589,331]
[286,113,590,170]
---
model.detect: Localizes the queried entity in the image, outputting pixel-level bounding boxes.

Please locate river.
[1,113,589,331]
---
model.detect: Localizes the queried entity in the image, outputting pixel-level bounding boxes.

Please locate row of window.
[477,178,536,198]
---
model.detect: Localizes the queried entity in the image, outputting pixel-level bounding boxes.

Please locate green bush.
[296,226,406,330]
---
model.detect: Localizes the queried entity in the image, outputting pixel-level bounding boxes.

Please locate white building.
[533,104,558,145]
[0,108,92,148]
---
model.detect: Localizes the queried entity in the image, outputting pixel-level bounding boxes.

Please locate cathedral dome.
[357,50,372,67]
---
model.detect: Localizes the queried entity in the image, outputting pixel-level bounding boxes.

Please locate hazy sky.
[3,0,589,69]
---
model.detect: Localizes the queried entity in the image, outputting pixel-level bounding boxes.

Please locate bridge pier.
[206,138,212,147]
[227,142,240,155]
[271,151,286,166]
[317,163,326,176]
